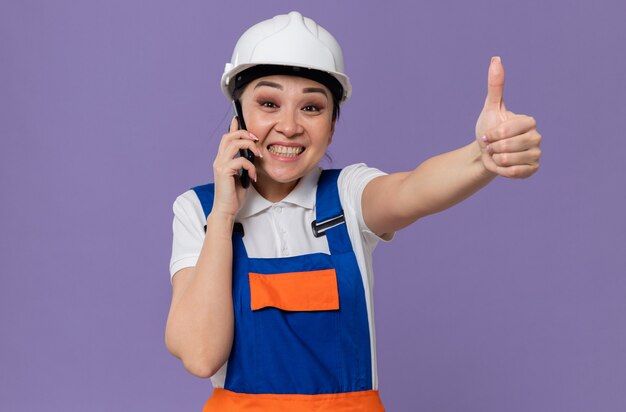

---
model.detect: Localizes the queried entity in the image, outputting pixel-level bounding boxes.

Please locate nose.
[274,108,303,137]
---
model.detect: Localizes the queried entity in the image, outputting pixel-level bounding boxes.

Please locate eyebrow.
[303,87,328,98]
[254,80,282,90]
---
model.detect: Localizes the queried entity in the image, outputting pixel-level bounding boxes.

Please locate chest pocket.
[248,269,340,312]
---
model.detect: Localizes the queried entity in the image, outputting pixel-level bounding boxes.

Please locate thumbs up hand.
[475,57,542,179]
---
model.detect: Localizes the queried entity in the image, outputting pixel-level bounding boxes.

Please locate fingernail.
[481,135,488,143]
[486,144,493,154]
[249,132,258,141]
[492,56,501,63]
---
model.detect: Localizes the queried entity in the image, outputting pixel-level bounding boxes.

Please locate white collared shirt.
[169,163,390,389]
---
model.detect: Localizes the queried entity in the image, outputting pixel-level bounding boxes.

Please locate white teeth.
[268,145,304,157]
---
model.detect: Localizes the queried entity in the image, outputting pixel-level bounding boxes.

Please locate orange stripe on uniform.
[248,269,339,311]
[203,389,385,412]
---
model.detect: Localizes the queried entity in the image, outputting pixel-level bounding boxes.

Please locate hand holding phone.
[233,100,255,189]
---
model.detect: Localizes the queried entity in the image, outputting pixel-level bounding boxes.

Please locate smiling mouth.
[268,145,305,157]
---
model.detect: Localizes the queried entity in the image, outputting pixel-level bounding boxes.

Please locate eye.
[260,101,278,109]
[302,105,321,112]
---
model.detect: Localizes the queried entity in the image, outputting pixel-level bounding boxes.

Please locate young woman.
[165,11,541,411]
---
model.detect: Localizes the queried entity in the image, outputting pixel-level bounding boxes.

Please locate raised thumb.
[484,56,505,110]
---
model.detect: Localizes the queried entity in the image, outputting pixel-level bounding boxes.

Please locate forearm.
[165,212,235,377]
[400,140,496,219]
[365,140,496,234]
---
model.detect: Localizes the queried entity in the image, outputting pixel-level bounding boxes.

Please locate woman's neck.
[252,175,300,203]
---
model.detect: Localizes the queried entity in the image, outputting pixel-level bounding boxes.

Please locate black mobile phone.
[233,100,255,188]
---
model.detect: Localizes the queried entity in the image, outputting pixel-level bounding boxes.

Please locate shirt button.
[275,206,283,214]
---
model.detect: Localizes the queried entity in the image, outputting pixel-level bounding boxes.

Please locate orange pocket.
[249,269,339,311]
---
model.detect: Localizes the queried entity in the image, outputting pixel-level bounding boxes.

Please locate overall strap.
[191,183,244,237]
[315,169,342,222]
[314,169,352,254]
[192,183,215,220]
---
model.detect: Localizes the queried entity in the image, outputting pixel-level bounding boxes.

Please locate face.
[238,75,335,191]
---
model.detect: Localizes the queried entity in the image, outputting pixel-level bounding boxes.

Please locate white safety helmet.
[221,11,351,104]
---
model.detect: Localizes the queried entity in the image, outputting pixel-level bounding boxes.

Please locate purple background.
[2,0,625,410]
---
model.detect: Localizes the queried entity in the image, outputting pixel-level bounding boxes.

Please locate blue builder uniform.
[172,9,386,411]
[185,168,386,411]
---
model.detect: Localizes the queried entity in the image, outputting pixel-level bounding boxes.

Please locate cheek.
[244,112,274,135]
[320,123,335,144]
[307,115,334,136]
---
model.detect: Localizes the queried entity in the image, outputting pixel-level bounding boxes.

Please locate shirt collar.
[237,167,321,219]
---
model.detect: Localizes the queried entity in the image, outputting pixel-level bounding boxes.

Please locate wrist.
[469,140,498,180]
[468,139,484,162]
[206,211,237,234]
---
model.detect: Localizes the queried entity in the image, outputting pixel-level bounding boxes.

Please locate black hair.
[231,65,341,122]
